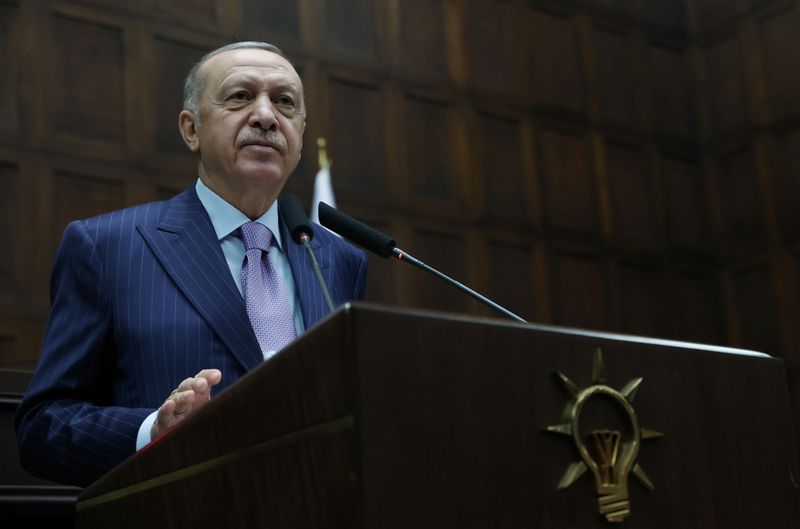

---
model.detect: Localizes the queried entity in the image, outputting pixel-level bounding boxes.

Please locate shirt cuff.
[136,411,158,450]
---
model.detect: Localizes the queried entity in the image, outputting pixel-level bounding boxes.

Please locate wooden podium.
[76,303,800,528]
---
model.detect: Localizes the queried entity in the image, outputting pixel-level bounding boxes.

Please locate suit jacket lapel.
[139,188,263,372]
[280,219,330,330]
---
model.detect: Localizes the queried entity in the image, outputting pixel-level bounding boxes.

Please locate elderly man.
[15,42,367,487]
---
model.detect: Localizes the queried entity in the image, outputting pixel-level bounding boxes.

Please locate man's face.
[186,48,306,200]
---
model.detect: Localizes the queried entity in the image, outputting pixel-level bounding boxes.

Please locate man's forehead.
[202,49,302,86]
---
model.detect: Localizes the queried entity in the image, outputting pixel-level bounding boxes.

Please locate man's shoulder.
[311,221,366,260]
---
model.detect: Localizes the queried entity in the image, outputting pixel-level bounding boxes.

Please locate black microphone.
[318,202,527,324]
[279,194,336,313]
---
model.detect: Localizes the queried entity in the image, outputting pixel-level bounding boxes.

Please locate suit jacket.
[15,186,367,486]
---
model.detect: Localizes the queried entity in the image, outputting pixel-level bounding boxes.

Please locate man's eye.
[275,95,295,107]
[228,91,249,101]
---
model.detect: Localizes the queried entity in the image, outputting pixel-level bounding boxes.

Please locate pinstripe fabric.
[15,186,366,487]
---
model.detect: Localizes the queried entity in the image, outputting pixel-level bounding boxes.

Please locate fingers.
[151,369,222,439]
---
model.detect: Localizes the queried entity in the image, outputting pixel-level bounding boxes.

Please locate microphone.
[318,202,527,324]
[279,194,336,313]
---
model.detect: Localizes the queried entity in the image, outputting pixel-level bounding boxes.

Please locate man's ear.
[178,110,200,153]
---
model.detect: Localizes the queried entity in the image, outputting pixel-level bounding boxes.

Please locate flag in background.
[310,137,336,225]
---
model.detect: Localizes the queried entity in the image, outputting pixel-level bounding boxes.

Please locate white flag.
[310,164,336,224]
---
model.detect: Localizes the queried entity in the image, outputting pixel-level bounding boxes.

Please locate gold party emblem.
[546,348,662,523]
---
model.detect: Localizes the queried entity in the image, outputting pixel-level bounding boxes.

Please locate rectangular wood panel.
[616,262,667,337]
[605,142,656,249]
[467,0,519,95]
[733,262,781,355]
[703,34,749,136]
[0,4,16,131]
[485,237,536,321]
[153,35,210,155]
[51,170,125,253]
[758,7,800,121]
[242,0,299,39]
[772,127,800,239]
[53,13,126,142]
[153,0,219,29]
[397,0,450,82]
[405,95,458,208]
[477,113,526,222]
[716,147,765,256]
[327,77,385,202]
[693,0,739,33]
[323,0,377,60]
[663,157,708,250]
[549,250,606,329]
[649,45,692,137]
[592,27,637,126]
[528,10,583,111]
[540,128,597,235]
[672,270,724,344]
[0,161,18,298]
[410,229,469,314]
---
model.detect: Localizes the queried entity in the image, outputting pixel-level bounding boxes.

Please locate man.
[15,42,367,487]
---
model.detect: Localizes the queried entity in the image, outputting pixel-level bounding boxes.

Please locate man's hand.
[151,369,222,439]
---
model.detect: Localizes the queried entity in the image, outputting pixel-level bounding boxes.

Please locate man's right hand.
[151,369,222,439]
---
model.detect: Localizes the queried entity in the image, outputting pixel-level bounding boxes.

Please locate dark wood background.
[1,0,799,438]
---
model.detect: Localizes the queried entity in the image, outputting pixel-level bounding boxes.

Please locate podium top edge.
[339,302,770,358]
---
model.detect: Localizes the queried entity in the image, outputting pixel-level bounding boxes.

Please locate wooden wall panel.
[396,0,450,83]
[591,26,637,127]
[663,157,709,250]
[549,250,606,329]
[671,269,725,344]
[404,95,459,211]
[485,237,536,321]
[466,0,519,96]
[772,126,800,239]
[528,10,583,111]
[476,113,526,223]
[732,262,782,355]
[53,13,126,144]
[50,170,125,252]
[540,127,597,235]
[642,0,686,30]
[702,33,749,137]
[691,0,741,33]
[715,147,765,256]
[409,228,469,314]
[0,161,18,299]
[615,262,667,337]
[758,7,800,121]
[153,0,222,31]
[322,0,377,60]
[327,77,386,205]
[152,35,210,155]
[0,4,17,131]
[605,142,656,249]
[648,45,692,137]
[242,0,300,40]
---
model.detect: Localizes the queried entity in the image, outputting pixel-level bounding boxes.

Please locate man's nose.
[249,95,278,131]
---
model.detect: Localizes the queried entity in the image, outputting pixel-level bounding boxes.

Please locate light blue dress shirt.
[136,180,305,449]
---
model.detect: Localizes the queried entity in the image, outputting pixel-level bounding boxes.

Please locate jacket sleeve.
[15,220,152,487]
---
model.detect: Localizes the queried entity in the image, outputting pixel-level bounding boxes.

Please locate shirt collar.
[194,178,283,250]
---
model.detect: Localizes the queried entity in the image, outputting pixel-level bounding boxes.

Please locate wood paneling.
[616,262,667,337]
[467,0,519,96]
[549,250,606,329]
[477,113,526,222]
[0,4,17,131]
[53,13,126,143]
[772,126,800,239]
[715,147,765,256]
[485,237,536,321]
[410,228,468,314]
[242,0,299,39]
[703,33,749,137]
[758,7,800,121]
[663,157,708,250]
[404,95,459,210]
[672,269,725,343]
[322,0,377,60]
[540,127,597,235]
[327,77,386,203]
[528,10,583,111]
[605,142,656,249]
[649,45,692,137]
[0,161,18,299]
[396,0,450,82]
[591,26,638,126]
[733,262,781,355]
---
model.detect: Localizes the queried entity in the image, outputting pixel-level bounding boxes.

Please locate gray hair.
[182,41,304,124]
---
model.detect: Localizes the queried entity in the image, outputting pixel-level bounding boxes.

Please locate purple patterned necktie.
[240,221,297,359]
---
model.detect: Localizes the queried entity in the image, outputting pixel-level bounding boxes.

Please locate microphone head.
[318,202,396,258]
[278,194,313,243]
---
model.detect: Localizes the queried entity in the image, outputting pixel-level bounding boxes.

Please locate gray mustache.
[240,130,286,151]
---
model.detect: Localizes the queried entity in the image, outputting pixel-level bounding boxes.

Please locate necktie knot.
[240,221,272,252]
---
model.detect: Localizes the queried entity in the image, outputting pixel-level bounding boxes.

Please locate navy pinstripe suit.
[15,186,367,486]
